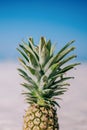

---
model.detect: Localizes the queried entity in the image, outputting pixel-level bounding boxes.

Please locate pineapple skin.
[23,104,59,130]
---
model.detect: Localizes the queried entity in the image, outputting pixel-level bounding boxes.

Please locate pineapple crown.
[17,37,80,107]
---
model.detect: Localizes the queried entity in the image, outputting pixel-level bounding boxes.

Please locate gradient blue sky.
[0,0,87,62]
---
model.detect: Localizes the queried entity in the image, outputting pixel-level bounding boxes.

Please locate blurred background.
[0,0,87,130]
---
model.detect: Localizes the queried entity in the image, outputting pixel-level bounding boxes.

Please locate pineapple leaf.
[18,58,26,65]
[39,37,46,53]
[45,63,58,78]
[51,100,60,108]
[42,89,53,97]
[27,65,40,81]
[44,56,56,72]
[39,43,50,67]
[46,40,51,52]
[56,46,75,62]
[19,43,39,68]
[18,56,40,81]
[58,40,75,54]
[17,68,30,79]
[28,37,39,60]
[17,68,38,87]
[48,41,75,66]
[57,55,77,67]
[17,48,29,62]
[23,42,39,64]
[21,83,36,91]
[22,92,32,96]
[50,43,56,57]
[55,77,74,84]
[58,63,80,74]
[50,83,70,89]
[18,58,27,70]
[53,90,67,96]
[25,97,37,103]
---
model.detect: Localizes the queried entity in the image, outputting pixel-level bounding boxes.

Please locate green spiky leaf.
[17,37,80,107]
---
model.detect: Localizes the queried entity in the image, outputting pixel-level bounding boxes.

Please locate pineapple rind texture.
[23,104,59,130]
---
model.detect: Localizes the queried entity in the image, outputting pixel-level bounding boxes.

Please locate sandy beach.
[0,62,87,130]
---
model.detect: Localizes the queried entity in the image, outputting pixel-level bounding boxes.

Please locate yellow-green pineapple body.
[23,104,59,130]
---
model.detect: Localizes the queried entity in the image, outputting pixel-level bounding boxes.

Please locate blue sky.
[0,0,87,62]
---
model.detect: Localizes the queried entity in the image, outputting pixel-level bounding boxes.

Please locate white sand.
[0,62,87,130]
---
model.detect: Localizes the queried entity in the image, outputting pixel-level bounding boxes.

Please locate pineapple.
[17,37,80,130]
